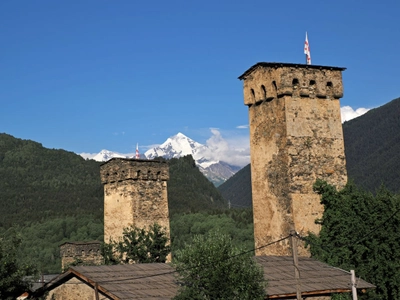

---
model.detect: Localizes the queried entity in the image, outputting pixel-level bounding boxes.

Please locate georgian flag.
[135,143,140,159]
[304,32,311,65]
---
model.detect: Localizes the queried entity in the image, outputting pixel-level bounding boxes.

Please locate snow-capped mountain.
[145,132,239,185]
[144,133,216,169]
[81,132,241,186]
[91,150,132,161]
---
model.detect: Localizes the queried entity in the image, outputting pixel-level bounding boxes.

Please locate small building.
[59,241,103,271]
[33,256,374,299]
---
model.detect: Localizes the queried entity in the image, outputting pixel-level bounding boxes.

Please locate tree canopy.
[307,179,400,300]
[0,232,37,300]
[173,230,266,300]
[103,223,170,265]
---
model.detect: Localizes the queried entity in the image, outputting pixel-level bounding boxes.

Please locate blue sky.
[1,0,399,162]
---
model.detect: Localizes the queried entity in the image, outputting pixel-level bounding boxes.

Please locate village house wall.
[45,277,110,300]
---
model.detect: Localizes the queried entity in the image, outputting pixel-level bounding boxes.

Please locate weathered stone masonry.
[239,62,348,256]
[59,241,103,271]
[100,158,170,244]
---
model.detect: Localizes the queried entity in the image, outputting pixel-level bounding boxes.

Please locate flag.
[304,32,311,65]
[135,143,140,159]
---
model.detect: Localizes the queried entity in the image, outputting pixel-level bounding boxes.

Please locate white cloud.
[341,106,370,122]
[200,128,250,167]
[236,125,248,129]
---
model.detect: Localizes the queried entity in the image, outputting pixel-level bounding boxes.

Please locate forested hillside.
[218,164,252,208]
[343,97,400,193]
[0,133,104,228]
[168,155,227,213]
[220,97,400,207]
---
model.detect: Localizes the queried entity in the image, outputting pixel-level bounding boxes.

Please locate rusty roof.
[238,62,346,80]
[256,256,375,298]
[35,264,178,300]
[34,257,375,299]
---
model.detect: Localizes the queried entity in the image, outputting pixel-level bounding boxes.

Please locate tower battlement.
[100,158,169,184]
[239,62,346,106]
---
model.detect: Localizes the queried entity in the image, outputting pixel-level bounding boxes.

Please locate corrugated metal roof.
[256,256,375,298]
[71,264,178,300]
[35,257,375,299]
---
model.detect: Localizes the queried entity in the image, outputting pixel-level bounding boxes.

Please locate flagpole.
[304,32,311,65]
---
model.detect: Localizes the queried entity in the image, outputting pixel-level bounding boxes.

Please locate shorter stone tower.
[239,62,348,256]
[59,241,103,271]
[100,158,170,244]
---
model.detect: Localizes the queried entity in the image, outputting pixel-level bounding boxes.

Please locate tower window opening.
[327,81,333,87]
[310,80,316,86]
[292,78,299,85]
[272,81,277,91]
[261,85,267,100]
[250,88,255,100]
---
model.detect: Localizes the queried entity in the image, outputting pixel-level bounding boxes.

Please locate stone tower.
[59,241,103,271]
[238,62,347,256]
[100,158,170,244]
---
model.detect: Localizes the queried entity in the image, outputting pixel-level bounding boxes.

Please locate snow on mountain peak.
[90,149,133,162]
[144,132,212,166]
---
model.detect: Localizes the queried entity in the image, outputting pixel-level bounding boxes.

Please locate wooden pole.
[94,283,100,300]
[290,230,302,300]
[351,270,358,300]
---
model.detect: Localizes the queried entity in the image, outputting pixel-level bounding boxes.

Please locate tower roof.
[238,62,346,80]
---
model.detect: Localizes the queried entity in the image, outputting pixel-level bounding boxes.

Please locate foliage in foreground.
[170,208,254,254]
[307,179,400,300]
[173,230,265,300]
[102,223,170,264]
[0,232,38,300]
[0,216,103,274]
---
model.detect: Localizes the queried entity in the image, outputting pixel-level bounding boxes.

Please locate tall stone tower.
[100,158,170,244]
[238,62,347,256]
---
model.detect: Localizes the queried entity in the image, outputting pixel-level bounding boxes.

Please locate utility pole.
[351,270,358,300]
[290,230,302,300]
[94,283,100,300]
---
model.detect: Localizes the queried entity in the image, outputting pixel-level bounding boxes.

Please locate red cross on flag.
[304,32,311,65]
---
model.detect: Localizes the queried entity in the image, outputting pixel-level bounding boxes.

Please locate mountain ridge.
[83,132,242,186]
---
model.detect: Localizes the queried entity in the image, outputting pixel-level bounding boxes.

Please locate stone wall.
[100,158,170,247]
[46,277,109,300]
[239,63,347,256]
[59,241,103,271]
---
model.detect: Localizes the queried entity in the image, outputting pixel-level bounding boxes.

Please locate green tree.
[103,223,170,264]
[173,230,266,300]
[0,233,37,300]
[307,179,400,300]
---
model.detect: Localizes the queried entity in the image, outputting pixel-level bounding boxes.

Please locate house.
[33,256,374,299]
